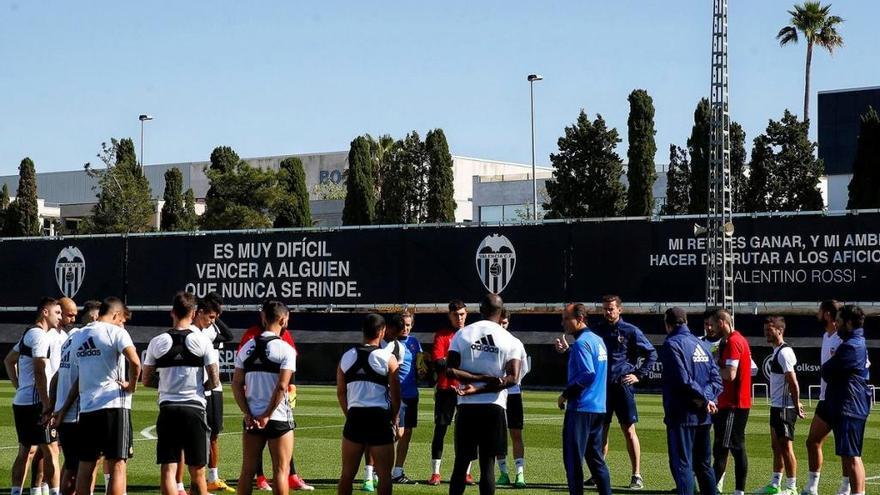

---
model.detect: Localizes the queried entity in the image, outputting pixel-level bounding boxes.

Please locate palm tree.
[777,1,844,126]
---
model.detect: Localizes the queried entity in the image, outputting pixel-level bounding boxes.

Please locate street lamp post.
[138,114,153,167]
[527,74,543,220]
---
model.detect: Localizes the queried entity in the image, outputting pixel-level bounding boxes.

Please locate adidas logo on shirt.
[470,334,499,353]
[693,345,709,363]
[76,337,101,358]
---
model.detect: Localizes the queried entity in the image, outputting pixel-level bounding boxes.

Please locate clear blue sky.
[0,1,877,176]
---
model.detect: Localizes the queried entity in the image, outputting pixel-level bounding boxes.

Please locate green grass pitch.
[0,383,876,494]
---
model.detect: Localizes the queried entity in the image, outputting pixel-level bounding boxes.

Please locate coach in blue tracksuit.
[660,307,723,495]
[558,303,611,495]
[821,304,871,495]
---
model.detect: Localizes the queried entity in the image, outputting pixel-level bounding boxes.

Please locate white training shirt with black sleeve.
[449,320,522,408]
[508,337,530,395]
[12,327,51,406]
[339,345,393,409]
[68,321,136,413]
[53,328,82,423]
[234,331,296,422]
[189,323,224,394]
[144,329,217,406]
[819,331,843,401]
[768,343,798,408]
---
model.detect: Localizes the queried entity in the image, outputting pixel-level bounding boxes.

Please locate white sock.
[466,462,472,475]
[515,458,525,475]
[786,477,796,489]
[733,491,745,495]
[497,457,508,474]
[717,472,725,492]
[50,489,60,495]
[177,482,185,492]
[42,484,50,495]
[104,474,110,486]
[30,487,40,495]
[770,472,783,487]
[839,476,851,495]
[852,493,864,495]
[208,467,218,483]
[364,465,373,482]
[431,459,441,475]
[392,467,403,478]
[805,471,820,492]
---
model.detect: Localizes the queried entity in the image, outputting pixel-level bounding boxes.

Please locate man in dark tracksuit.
[591,295,657,489]
[660,308,722,495]
[821,304,871,495]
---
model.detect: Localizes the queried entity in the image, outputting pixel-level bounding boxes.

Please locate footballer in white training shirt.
[67,297,141,495]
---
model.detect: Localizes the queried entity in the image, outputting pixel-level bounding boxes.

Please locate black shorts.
[833,416,866,457]
[156,404,210,466]
[399,397,419,429]
[434,388,458,426]
[506,393,524,430]
[206,391,224,436]
[713,408,750,450]
[58,422,81,470]
[604,382,639,425]
[13,404,57,446]
[454,404,507,461]
[814,400,833,424]
[343,407,394,446]
[78,408,134,461]
[770,407,798,440]
[245,419,296,440]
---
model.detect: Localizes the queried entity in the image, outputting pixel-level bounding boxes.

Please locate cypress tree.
[5,157,41,236]
[182,188,198,231]
[274,157,312,228]
[0,183,9,233]
[89,138,154,233]
[544,110,626,218]
[847,106,880,209]
[662,145,691,215]
[624,89,657,216]
[160,167,186,231]
[687,99,711,214]
[730,121,748,211]
[425,129,456,223]
[342,136,376,225]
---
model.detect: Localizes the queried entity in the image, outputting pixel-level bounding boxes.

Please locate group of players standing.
[3,293,871,495]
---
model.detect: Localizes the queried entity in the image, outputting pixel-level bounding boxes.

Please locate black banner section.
[0,237,125,307]
[0,213,879,308]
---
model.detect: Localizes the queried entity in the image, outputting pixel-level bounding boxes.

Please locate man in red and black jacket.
[427,300,475,486]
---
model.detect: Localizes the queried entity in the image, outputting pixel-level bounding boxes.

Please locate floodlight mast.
[706,0,735,321]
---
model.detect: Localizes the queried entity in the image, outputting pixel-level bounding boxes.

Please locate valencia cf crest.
[475,234,516,294]
[55,246,86,298]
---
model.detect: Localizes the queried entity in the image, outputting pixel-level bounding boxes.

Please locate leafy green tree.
[4,158,42,236]
[342,136,376,225]
[544,110,626,218]
[201,146,280,230]
[846,106,880,209]
[777,1,844,123]
[366,134,395,196]
[662,145,691,215]
[686,99,711,215]
[0,183,9,233]
[625,89,657,216]
[744,110,824,212]
[160,167,187,231]
[425,129,456,223]
[730,122,748,211]
[84,139,154,234]
[182,188,198,231]
[274,157,312,228]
